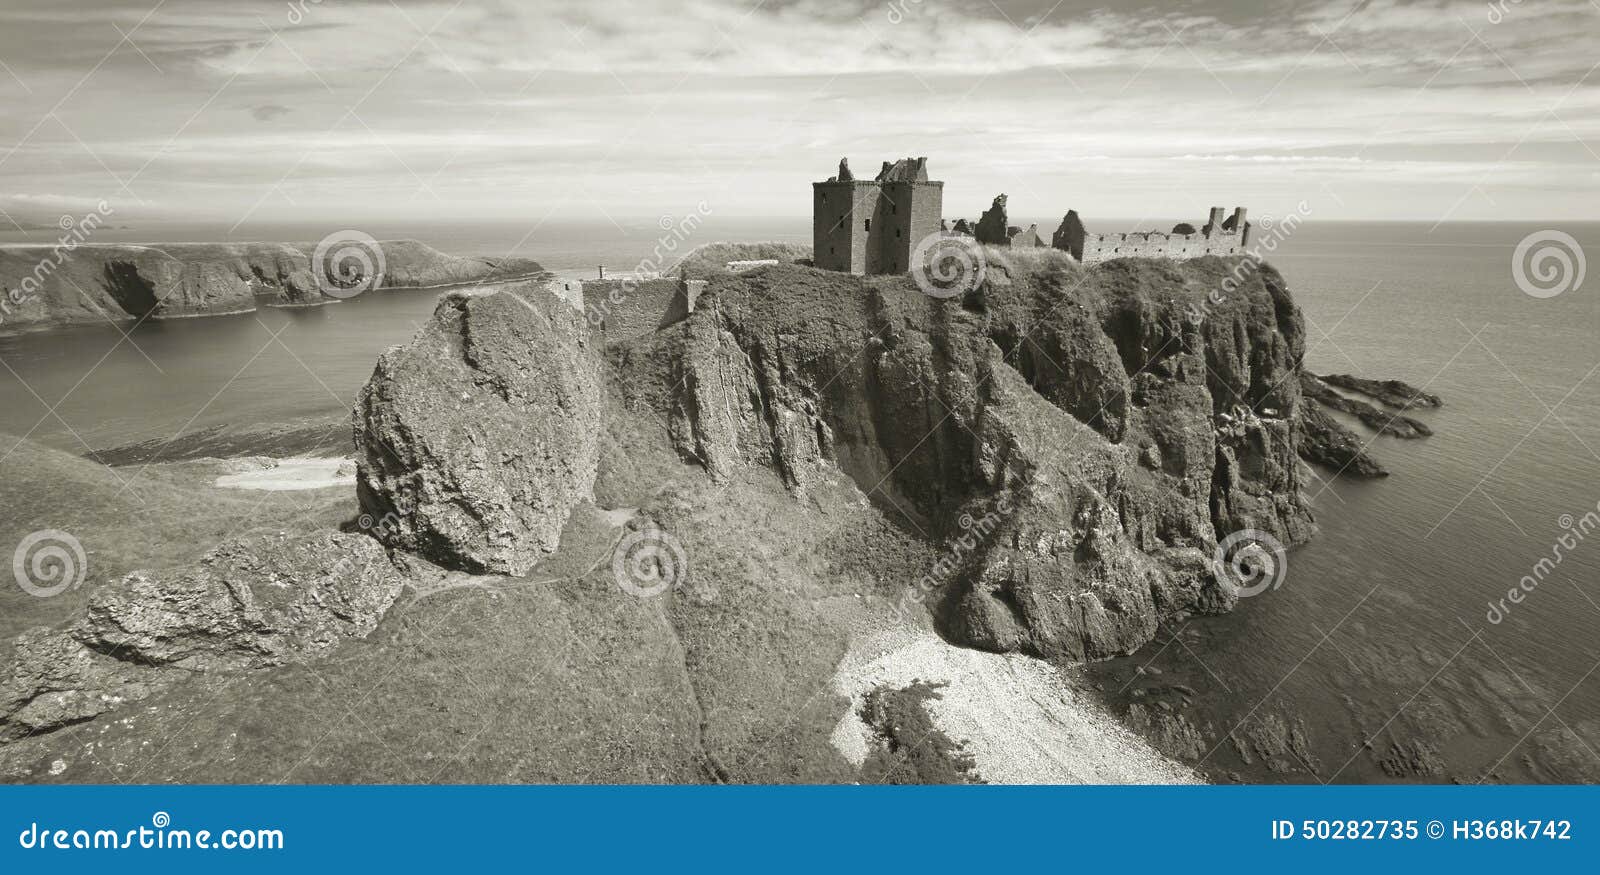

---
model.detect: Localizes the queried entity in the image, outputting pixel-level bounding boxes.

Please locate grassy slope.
[674,241,813,279]
[1,394,943,782]
[0,436,354,646]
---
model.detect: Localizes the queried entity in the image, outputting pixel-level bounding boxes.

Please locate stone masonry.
[812,158,1253,270]
[812,157,944,275]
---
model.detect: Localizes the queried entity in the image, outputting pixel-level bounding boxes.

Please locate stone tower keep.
[813,157,944,275]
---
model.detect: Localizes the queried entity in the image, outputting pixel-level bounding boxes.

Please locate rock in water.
[1319,373,1442,409]
[1301,372,1432,438]
[0,532,403,740]
[354,286,602,574]
[1297,398,1388,477]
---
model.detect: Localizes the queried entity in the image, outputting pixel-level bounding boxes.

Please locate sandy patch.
[829,629,1199,784]
[214,457,356,491]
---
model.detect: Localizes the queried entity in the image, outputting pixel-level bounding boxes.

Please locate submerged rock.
[353,286,602,574]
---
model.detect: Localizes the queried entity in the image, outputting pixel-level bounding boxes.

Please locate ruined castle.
[812,157,944,275]
[812,158,1253,274]
[1052,205,1252,263]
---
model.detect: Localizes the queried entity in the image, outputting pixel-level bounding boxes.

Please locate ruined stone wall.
[872,181,943,274]
[975,195,1009,245]
[1075,229,1249,263]
[813,181,879,274]
[1008,224,1044,248]
[582,277,685,342]
[1058,206,1253,264]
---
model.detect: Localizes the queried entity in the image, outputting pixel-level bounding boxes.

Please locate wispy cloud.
[0,0,1594,223]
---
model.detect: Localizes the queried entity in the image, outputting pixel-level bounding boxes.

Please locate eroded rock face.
[1297,397,1387,477]
[77,533,403,669]
[0,532,402,741]
[354,287,602,574]
[615,256,1317,659]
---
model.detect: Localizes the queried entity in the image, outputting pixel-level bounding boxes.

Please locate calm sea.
[1,218,1596,783]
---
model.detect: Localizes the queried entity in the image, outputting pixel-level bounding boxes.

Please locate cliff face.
[0,250,1340,779]
[354,289,603,574]
[0,240,541,333]
[351,251,1318,665]
[612,254,1316,659]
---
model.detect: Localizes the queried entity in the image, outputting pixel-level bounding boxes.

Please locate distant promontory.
[0,239,542,333]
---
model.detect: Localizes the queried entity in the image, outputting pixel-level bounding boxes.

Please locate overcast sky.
[0,0,1595,228]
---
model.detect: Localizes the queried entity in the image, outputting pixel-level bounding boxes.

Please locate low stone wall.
[1077,229,1247,263]
[583,277,704,342]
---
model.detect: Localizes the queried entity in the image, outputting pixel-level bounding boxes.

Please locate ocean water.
[0,219,1596,783]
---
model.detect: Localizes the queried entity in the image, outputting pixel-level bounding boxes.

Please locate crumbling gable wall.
[975,194,1010,245]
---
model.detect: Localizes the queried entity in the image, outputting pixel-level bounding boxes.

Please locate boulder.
[354,286,602,574]
[76,532,403,670]
[0,532,403,741]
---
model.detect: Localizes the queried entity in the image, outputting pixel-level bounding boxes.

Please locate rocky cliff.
[0,240,541,333]
[0,245,1445,782]
[354,289,602,574]
[357,253,1320,661]
[605,255,1315,659]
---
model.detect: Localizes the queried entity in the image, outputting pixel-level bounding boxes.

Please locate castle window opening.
[864,219,871,231]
